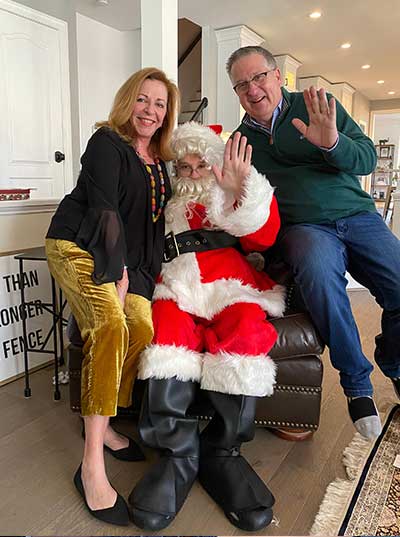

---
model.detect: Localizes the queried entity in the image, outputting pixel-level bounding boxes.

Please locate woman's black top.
[46,127,171,300]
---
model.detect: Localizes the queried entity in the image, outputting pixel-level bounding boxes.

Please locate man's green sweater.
[236,88,377,225]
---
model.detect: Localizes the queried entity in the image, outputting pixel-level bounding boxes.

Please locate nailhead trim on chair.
[70,384,321,412]
[286,284,294,307]
[275,385,321,394]
[255,419,318,429]
[196,414,318,430]
[70,407,319,430]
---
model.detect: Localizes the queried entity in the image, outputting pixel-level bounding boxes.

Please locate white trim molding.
[0,198,58,215]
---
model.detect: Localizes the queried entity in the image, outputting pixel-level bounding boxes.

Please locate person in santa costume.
[128,122,286,532]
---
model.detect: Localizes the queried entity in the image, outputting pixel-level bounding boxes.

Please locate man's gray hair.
[226,46,277,78]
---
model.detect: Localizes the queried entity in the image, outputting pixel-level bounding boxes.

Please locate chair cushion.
[269,312,324,359]
[67,310,324,357]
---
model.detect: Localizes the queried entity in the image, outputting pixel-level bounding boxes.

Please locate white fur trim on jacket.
[138,344,203,382]
[207,166,274,237]
[155,251,286,319]
[200,352,276,397]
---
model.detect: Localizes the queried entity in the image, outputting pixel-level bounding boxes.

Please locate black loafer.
[225,506,274,531]
[131,506,174,531]
[105,436,145,461]
[73,465,130,526]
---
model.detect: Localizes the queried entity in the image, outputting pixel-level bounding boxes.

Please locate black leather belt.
[164,229,239,262]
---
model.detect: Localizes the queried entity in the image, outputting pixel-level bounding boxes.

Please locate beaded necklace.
[136,151,166,223]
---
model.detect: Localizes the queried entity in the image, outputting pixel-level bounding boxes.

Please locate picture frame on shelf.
[379,146,390,158]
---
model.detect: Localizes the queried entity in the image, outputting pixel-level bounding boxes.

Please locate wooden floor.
[0,290,397,537]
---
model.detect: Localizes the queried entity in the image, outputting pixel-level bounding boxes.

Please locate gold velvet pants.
[45,239,153,416]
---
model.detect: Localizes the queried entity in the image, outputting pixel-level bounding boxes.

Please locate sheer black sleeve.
[75,131,127,284]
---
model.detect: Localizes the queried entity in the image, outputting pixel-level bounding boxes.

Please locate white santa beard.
[166,175,214,221]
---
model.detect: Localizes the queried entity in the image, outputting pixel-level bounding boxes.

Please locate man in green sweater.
[227,45,400,440]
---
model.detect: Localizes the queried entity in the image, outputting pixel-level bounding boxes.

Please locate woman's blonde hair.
[96,67,180,161]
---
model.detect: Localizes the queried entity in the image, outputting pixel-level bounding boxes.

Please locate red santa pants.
[152,299,277,355]
[139,299,278,396]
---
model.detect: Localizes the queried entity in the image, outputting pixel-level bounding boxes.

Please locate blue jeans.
[271,212,400,397]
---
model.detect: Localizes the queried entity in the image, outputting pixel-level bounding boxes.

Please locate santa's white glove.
[246,252,265,272]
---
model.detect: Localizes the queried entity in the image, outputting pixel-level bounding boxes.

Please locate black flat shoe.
[105,436,145,461]
[131,506,174,531]
[225,506,274,531]
[73,465,130,526]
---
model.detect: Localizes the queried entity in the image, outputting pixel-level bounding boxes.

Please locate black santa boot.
[128,377,199,531]
[198,390,275,532]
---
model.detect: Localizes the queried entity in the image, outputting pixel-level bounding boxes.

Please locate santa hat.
[208,124,223,135]
[170,121,225,167]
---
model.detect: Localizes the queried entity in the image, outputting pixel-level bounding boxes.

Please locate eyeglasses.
[233,69,276,95]
[176,161,211,177]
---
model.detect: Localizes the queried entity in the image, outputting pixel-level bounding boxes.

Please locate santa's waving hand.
[212,131,252,201]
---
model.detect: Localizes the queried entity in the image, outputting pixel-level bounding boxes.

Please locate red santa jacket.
[153,166,286,320]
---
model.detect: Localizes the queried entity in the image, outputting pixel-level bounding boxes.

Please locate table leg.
[19,259,31,398]
[51,276,61,401]
[58,287,65,367]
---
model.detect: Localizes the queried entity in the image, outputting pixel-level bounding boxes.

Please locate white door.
[0,0,72,201]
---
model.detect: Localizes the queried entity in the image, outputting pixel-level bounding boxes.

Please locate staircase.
[178,18,202,124]
[179,89,203,124]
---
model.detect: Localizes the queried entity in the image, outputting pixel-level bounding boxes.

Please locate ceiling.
[75,0,400,101]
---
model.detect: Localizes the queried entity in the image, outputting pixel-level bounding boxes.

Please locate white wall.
[352,91,371,133]
[1,211,54,253]
[77,13,141,154]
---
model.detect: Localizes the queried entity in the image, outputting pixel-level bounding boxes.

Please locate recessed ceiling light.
[388,91,396,95]
[341,43,351,49]
[309,11,322,18]
[96,0,109,5]
[361,64,371,69]
[377,80,385,84]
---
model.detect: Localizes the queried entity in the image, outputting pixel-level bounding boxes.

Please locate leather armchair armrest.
[270,313,324,359]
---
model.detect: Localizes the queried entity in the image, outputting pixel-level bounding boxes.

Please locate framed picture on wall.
[358,119,367,134]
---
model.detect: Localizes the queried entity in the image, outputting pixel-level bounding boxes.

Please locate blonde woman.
[45,68,179,525]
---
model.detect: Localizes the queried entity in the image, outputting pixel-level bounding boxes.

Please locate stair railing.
[178,31,202,67]
[189,97,208,123]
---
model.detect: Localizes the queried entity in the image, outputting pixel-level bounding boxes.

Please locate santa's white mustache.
[165,174,215,223]
[172,175,215,200]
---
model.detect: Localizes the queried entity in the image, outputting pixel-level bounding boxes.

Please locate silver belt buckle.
[164,231,180,262]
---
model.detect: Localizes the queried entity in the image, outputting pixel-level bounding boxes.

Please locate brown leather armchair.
[68,272,324,433]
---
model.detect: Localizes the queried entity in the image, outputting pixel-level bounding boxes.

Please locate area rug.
[310,404,400,536]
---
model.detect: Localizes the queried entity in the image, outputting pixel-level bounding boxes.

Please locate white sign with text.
[0,255,53,383]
